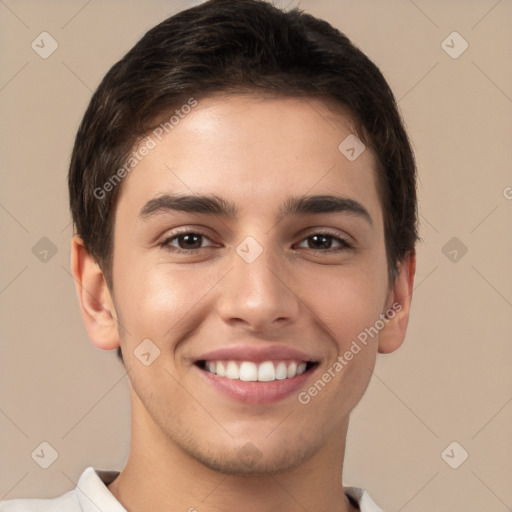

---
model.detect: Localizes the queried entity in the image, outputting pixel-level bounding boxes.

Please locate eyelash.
[160,229,353,254]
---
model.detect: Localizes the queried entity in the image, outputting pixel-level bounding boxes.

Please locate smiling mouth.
[196,359,318,382]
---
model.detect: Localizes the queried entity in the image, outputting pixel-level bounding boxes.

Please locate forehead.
[115,93,382,225]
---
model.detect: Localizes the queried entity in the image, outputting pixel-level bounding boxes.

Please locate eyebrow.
[138,193,373,226]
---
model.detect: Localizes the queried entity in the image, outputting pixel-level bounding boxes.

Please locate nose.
[216,241,301,333]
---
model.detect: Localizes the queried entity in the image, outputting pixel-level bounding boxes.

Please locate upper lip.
[195,344,318,364]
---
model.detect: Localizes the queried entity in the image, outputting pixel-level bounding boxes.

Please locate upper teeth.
[205,360,308,381]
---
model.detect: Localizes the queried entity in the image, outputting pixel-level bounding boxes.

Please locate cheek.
[297,270,385,417]
[114,259,217,348]
[300,262,389,349]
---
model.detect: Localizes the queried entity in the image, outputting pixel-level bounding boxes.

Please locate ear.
[70,236,120,351]
[378,251,416,354]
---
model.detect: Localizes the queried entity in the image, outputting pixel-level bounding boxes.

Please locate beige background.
[1,0,511,510]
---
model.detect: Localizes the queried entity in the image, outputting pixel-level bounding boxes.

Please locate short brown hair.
[68,0,419,363]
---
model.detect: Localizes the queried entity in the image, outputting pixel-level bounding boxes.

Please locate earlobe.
[70,236,120,351]
[378,251,416,354]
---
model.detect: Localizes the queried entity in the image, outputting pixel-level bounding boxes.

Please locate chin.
[181,437,316,477]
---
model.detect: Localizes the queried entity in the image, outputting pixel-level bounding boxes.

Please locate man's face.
[108,94,393,474]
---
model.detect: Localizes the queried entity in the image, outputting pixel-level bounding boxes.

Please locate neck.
[107,391,358,512]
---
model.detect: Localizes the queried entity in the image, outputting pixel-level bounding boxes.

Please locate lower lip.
[196,365,317,404]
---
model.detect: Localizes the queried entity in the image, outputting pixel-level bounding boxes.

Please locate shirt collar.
[75,467,384,512]
[75,467,125,512]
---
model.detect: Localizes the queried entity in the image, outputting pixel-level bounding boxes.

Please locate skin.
[72,94,415,512]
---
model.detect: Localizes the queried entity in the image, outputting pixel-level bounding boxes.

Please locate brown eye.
[175,233,203,249]
[162,232,214,252]
[296,233,351,251]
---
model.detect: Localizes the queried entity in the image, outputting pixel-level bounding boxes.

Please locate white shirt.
[0,467,385,511]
